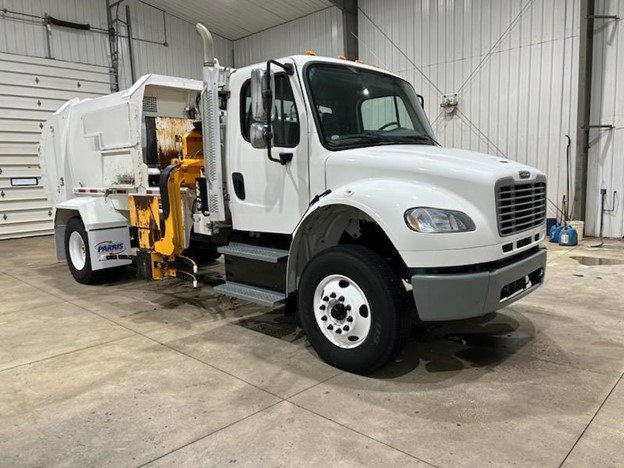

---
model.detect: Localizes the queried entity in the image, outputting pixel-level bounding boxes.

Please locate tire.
[64,217,127,284]
[297,245,410,374]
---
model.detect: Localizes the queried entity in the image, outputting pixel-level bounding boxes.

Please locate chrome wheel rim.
[68,231,87,270]
[313,274,371,349]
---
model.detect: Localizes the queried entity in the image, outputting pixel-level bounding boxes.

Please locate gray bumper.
[411,248,546,321]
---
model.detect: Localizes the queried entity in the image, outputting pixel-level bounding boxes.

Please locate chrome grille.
[496,179,546,236]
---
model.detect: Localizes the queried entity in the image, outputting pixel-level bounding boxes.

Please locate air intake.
[142,96,157,113]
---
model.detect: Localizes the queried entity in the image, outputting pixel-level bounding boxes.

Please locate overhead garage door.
[0,52,113,239]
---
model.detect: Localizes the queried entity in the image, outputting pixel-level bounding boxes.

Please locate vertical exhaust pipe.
[196,23,215,67]
[195,23,225,223]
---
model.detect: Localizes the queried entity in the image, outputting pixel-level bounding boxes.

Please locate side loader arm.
[129,154,204,284]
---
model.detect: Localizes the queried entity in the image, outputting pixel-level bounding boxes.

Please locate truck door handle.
[232,172,245,200]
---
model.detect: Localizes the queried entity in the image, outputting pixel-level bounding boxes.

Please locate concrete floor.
[1,237,623,467]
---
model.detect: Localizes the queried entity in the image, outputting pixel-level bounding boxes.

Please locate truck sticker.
[95,241,126,256]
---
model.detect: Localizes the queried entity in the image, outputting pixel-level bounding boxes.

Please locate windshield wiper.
[335,132,438,146]
[329,136,393,148]
[405,134,439,145]
[335,132,394,143]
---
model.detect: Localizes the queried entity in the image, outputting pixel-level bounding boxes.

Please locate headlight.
[404,207,475,233]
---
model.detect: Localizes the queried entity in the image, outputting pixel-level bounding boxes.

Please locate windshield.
[305,63,438,150]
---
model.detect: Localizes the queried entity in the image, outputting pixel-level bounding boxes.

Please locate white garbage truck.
[39,23,547,374]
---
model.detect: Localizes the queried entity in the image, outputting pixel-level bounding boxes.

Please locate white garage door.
[0,52,113,239]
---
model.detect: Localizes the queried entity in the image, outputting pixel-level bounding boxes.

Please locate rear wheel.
[298,245,410,374]
[65,217,126,284]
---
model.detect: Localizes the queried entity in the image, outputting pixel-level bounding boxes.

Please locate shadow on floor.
[51,262,535,383]
[235,306,305,343]
[374,312,532,381]
[233,306,534,382]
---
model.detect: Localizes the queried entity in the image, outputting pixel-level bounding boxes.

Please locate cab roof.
[236,54,400,79]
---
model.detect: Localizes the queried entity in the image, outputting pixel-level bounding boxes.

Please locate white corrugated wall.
[0,0,111,67]
[116,1,233,89]
[233,6,344,67]
[358,0,580,227]
[586,0,623,238]
[0,0,233,90]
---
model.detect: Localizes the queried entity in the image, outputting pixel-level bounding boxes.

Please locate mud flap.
[135,250,154,281]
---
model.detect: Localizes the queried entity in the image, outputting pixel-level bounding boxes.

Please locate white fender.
[53,197,131,270]
[55,196,129,231]
[286,178,493,293]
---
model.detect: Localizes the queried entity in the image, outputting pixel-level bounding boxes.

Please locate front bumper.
[410,247,546,321]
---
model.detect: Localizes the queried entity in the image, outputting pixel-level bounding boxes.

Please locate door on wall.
[0,52,112,239]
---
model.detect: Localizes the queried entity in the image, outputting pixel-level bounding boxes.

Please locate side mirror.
[251,59,294,166]
[250,122,267,149]
[251,68,275,121]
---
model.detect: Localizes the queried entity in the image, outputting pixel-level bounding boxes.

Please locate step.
[213,281,286,307]
[217,242,288,263]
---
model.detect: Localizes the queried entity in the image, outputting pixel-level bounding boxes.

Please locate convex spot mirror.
[251,68,275,121]
[250,122,267,149]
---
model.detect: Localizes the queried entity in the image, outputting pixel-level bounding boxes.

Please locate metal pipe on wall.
[105,1,119,92]
[573,0,595,222]
[125,4,136,84]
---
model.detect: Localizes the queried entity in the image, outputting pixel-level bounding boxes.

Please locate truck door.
[228,65,309,233]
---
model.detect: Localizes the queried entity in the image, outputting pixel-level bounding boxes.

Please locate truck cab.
[40,24,547,374]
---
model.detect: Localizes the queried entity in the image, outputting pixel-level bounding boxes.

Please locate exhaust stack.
[196,23,225,223]
[195,23,215,67]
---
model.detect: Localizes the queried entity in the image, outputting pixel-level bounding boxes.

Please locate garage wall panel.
[358,0,580,225]
[233,7,344,67]
[0,0,111,67]
[116,1,233,89]
[585,0,623,238]
[0,52,111,239]
[0,0,233,91]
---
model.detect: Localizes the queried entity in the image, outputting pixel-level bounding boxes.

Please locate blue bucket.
[550,223,564,243]
[546,218,557,234]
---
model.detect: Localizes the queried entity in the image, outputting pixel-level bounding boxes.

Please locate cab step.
[217,242,288,263]
[213,281,286,307]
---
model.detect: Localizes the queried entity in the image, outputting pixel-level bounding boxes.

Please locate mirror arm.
[267,59,294,76]
[263,59,294,165]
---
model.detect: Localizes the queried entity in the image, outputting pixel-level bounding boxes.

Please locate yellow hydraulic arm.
[128,128,204,284]
[153,158,203,256]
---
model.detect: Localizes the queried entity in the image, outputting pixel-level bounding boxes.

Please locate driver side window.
[240,74,300,147]
[361,95,414,131]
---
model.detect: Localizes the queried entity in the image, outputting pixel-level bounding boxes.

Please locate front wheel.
[297,245,410,374]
